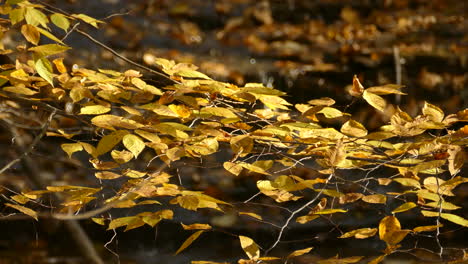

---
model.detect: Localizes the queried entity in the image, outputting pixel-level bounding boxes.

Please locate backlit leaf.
[421,211,468,227]
[182,223,212,230]
[239,235,260,260]
[50,13,70,32]
[363,90,386,112]
[72,13,103,28]
[339,228,377,239]
[287,247,314,259]
[175,230,204,255]
[413,225,443,233]
[123,134,145,158]
[422,102,444,123]
[79,105,110,115]
[61,143,83,158]
[110,150,133,164]
[5,203,38,220]
[35,57,54,86]
[95,171,121,180]
[29,44,70,57]
[362,194,387,204]
[21,24,40,45]
[341,119,367,137]
[239,212,263,220]
[96,130,129,156]
[25,7,48,28]
[391,202,417,214]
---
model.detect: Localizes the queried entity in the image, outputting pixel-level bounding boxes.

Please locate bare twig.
[265,173,334,255]
[74,28,179,84]
[0,110,55,175]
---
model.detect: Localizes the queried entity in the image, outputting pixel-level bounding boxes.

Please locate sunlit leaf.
[29,44,70,57]
[239,212,263,220]
[413,225,443,233]
[239,235,260,260]
[24,7,48,28]
[72,13,103,28]
[95,130,129,156]
[421,211,468,227]
[287,247,314,259]
[362,194,387,204]
[21,24,40,45]
[79,105,111,115]
[339,228,377,239]
[391,202,417,214]
[95,171,121,180]
[61,143,83,158]
[341,119,367,137]
[175,230,204,255]
[363,90,386,112]
[123,134,145,158]
[5,203,38,220]
[50,13,70,32]
[182,223,212,230]
[35,57,54,86]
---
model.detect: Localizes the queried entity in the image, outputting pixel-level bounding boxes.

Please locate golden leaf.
[391,202,417,214]
[122,134,145,158]
[341,119,368,137]
[175,230,204,255]
[50,13,70,32]
[363,90,386,112]
[362,194,387,204]
[349,75,364,97]
[339,228,377,239]
[95,171,121,180]
[95,130,129,156]
[5,203,38,220]
[239,212,263,220]
[182,223,212,230]
[422,102,444,123]
[35,57,54,86]
[29,44,70,57]
[79,105,110,115]
[21,24,40,45]
[239,236,260,260]
[286,247,314,259]
[61,143,83,158]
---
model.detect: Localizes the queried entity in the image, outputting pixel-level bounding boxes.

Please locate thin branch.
[0,109,56,175]
[265,173,334,255]
[74,28,179,84]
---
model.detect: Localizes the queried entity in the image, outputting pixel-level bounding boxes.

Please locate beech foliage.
[0,1,467,263]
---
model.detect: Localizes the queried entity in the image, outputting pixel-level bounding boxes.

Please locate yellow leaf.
[50,13,70,32]
[122,134,145,158]
[36,27,65,45]
[317,255,363,264]
[21,24,40,45]
[230,135,253,156]
[175,230,204,255]
[91,217,105,225]
[314,208,347,215]
[110,150,133,164]
[393,178,421,189]
[362,194,387,204]
[363,90,386,112]
[79,105,110,115]
[423,177,454,196]
[308,97,335,106]
[296,215,320,224]
[391,202,417,214]
[3,85,38,96]
[239,212,263,220]
[35,57,54,86]
[123,169,147,178]
[91,115,143,130]
[413,225,443,233]
[339,228,377,239]
[72,13,103,28]
[239,235,260,260]
[181,223,212,230]
[200,107,237,118]
[96,130,129,156]
[223,161,243,176]
[140,210,173,227]
[61,143,83,158]
[9,8,25,25]
[422,102,444,123]
[5,203,38,220]
[29,44,70,57]
[317,107,343,119]
[24,7,48,28]
[52,58,67,73]
[287,247,314,259]
[379,215,404,245]
[366,84,405,95]
[175,70,211,80]
[341,119,368,137]
[108,216,144,231]
[349,75,364,97]
[95,171,122,180]
[171,195,199,211]
[421,211,468,227]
